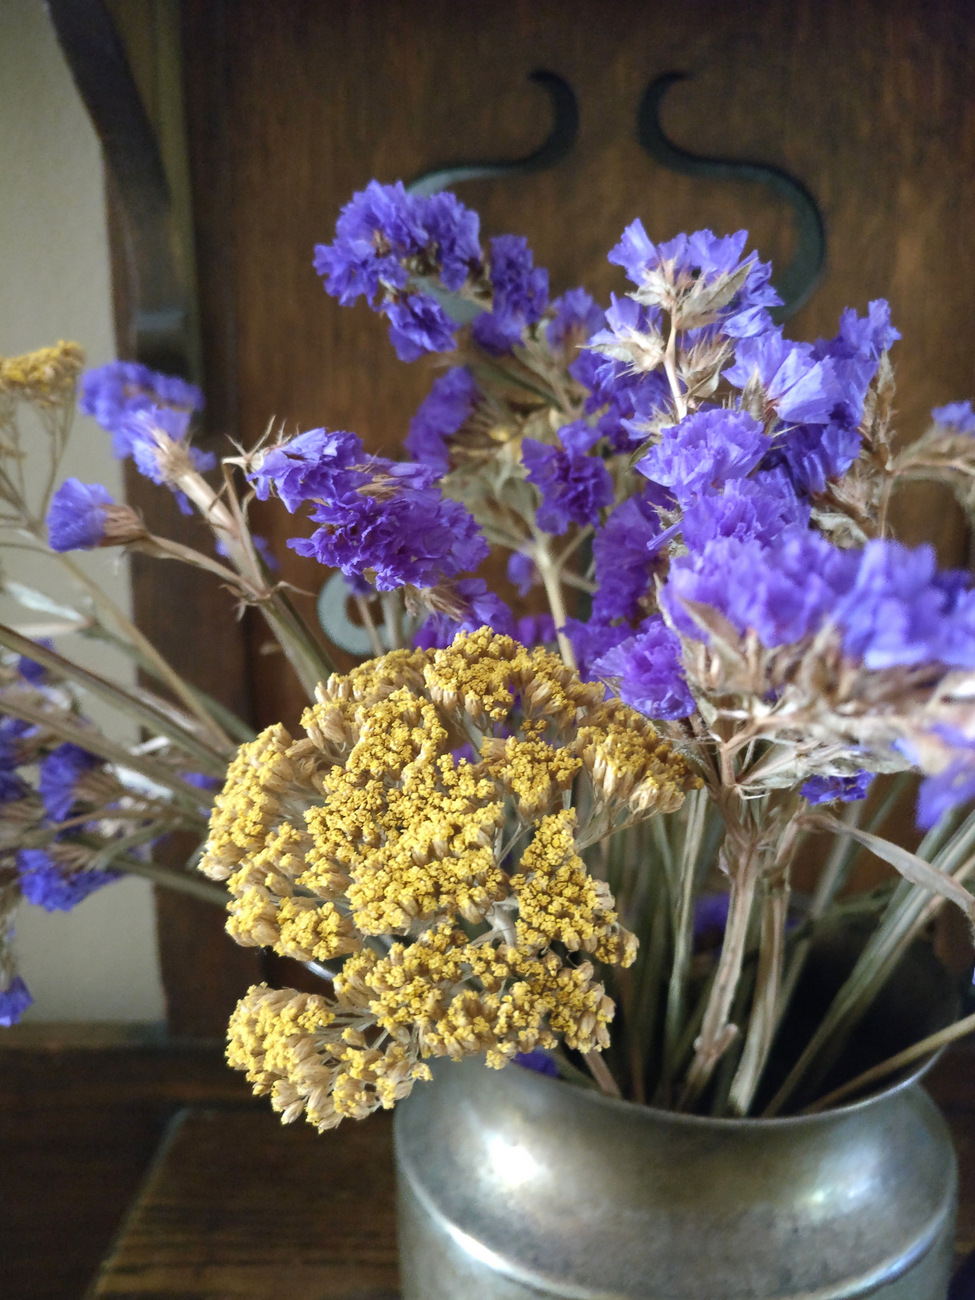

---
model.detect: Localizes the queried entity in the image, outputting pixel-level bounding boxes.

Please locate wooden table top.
[86,1107,399,1299]
[87,1046,975,1300]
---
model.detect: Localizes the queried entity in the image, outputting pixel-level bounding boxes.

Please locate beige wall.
[0,1,164,1022]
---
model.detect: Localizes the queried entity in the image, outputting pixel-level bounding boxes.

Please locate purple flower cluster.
[406,367,479,474]
[802,772,875,805]
[0,976,33,1027]
[471,235,549,354]
[521,437,614,535]
[933,400,975,434]
[17,848,117,912]
[47,479,114,552]
[314,182,482,362]
[413,579,514,650]
[39,742,100,821]
[77,362,213,511]
[594,617,695,719]
[592,491,667,624]
[251,428,488,591]
[547,288,604,351]
[637,408,770,503]
[608,223,780,337]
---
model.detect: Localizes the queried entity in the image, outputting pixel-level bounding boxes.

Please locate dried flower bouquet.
[3,183,975,1125]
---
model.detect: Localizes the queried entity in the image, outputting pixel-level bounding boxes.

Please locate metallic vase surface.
[395,1054,957,1299]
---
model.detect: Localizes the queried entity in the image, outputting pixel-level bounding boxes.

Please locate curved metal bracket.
[407,70,578,197]
[637,72,826,319]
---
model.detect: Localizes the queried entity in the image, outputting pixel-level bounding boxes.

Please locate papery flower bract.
[592,491,666,623]
[17,849,118,911]
[607,223,779,335]
[562,617,633,682]
[932,400,975,434]
[681,471,807,551]
[724,330,838,427]
[637,408,770,503]
[47,479,114,552]
[772,421,863,495]
[547,288,603,350]
[835,541,975,670]
[312,180,426,305]
[594,617,695,720]
[250,428,364,511]
[664,531,858,647]
[802,772,875,804]
[0,976,32,1027]
[39,742,100,821]
[522,438,614,535]
[293,468,489,591]
[406,368,479,473]
[382,293,457,362]
[472,234,549,354]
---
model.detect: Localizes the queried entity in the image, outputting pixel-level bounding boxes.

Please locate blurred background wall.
[0,0,164,1022]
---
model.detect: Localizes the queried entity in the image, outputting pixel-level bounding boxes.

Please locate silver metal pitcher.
[395,1053,957,1298]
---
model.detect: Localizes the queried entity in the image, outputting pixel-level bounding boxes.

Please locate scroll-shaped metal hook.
[637,72,826,319]
[407,71,578,197]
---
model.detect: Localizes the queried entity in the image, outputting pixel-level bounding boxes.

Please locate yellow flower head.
[0,341,84,406]
[204,628,696,1127]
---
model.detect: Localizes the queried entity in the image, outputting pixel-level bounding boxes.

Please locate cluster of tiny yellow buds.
[0,342,84,406]
[207,629,695,1125]
[226,983,431,1130]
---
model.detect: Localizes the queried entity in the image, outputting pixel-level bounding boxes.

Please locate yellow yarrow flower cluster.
[204,628,696,1129]
[0,341,84,406]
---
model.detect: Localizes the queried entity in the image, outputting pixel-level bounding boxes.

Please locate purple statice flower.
[771,420,863,495]
[313,180,428,305]
[406,367,479,473]
[663,531,859,648]
[637,408,770,504]
[802,772,875,804]
[932,400,975,434]
[562,618,633,682]
[293,465,488,591]
[835,540,975,671]
[556,419,601,454]
[513,1048,560,1078]
[472,235,549,354]
[0,976,32,1027]
[79,361,203,457]
[412,579,514,649]
[607,224,780,336]
[587,294,663,376]
[39,742,100,822]
[17,848,117,911]
[382,293,457,363]
[547,288,604,350]
[594,616,695,720]
[507,552,537,598]
[812,300,900,425]
[17,639,53,685]
[591,492,665,623]
[47,479,114,552]
[681,471,807,551]
[422,191,482,290]
[120,407,215,491]
[313,181,480,305]
[515,613,556,647]
[918,758,975,830]
[724,330,838,427]
[521,438,614,536]
[250,429,365,511]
